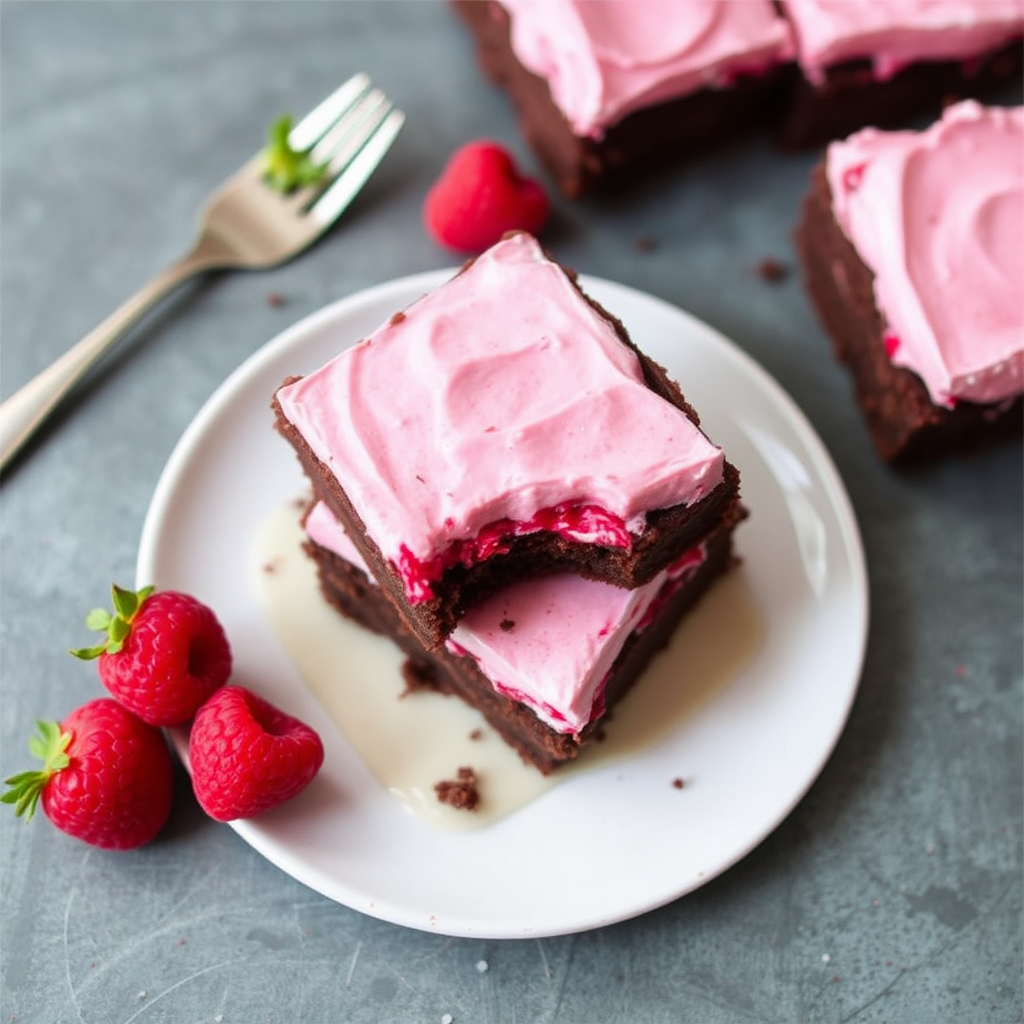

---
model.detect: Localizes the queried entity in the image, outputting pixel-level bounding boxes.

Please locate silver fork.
[0,73,404,473]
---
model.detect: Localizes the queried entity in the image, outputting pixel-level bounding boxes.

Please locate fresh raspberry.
[72,584,232,727]
[424,140,549,253]
[188,686,324,822]
[2,698,174,850]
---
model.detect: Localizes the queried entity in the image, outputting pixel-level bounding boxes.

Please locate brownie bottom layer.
[794,162,1023,463]
[307,515,742,775]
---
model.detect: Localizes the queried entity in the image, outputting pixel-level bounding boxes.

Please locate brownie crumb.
[499,618,515,632]
[469,728,484,741]
[757,257,789,282]
[671,777,685,789]
[435,767,480,811]
[400,658,443,696]
[265,291,286,307]
[390,310,407,326]
[634,236,657,253]
[262,559,280,574]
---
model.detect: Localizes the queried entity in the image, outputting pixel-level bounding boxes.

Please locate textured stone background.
[2,3,1021,1022]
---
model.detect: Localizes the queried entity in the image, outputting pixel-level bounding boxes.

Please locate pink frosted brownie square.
[274,232,741,648]
[795,101,1024,460]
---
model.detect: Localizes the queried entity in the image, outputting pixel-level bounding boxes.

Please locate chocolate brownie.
[778,42,1023,148]
[274,232,741,650]
[305,500,744,774]
[795,119,1023,463]
[450,0,793,198]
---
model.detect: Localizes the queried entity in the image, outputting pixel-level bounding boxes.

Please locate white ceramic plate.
[138,271,868,939]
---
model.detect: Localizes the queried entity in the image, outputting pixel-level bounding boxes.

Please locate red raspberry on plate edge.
[71,584,232,727]
[2,698,174,850]
[189,685,325,822]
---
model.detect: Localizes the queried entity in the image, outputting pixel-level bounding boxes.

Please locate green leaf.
[111,583,139,620]
[84,608,111,631]
[72,583,154,661]
[3,720,71,823]
[69,643,107,661]
[262,114,330,194]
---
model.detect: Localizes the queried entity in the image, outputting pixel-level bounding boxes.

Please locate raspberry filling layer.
[393,500,633,604]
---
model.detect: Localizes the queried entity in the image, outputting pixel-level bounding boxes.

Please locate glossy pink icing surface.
[826,101,1024,407]
[499,0,794,136]
[781,0,1024,83]
[276,233,724,603]
[306,500,704,735]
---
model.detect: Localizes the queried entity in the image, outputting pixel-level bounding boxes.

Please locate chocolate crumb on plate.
[435,766,480,810]
[756,257,789,282]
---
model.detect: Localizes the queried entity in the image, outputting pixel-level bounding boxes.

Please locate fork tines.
[288,73,405,225]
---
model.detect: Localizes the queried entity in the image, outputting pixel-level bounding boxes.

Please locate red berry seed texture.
[3,699,174,850]
[72,585,232,727]
[189,686,324,822]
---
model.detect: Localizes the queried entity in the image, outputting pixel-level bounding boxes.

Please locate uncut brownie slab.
[795,101,1024,463]
[274,231,741,650]
[777,0,1024,147]
[303,499,744,775]
[450,0,795,198]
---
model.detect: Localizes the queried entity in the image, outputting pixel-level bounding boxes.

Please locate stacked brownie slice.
[272,232,745,774]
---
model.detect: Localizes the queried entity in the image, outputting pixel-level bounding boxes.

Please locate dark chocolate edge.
[794,161,1023,463]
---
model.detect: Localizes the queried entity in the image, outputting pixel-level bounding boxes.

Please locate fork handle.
[0,250,218,473]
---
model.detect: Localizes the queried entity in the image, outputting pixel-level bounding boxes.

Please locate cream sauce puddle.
[253,500,761,831]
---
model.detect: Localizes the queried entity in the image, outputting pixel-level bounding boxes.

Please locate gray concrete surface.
[1,3,1021,1022]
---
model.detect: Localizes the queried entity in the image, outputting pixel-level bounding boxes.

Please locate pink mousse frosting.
[781,0,1024,84]
[825,101,1024,407]
[276,233,725,603]
[498,0,794,137]
[305,501,705,735]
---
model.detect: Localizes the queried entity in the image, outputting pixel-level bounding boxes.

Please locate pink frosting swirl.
[499,0,794,136]
[826,101,1024,407]
[781,0,1024,83]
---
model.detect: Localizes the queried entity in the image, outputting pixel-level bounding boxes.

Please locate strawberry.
[2,699,174,850]
[188,686,324,822]
[424,140,549,253]
[72,584,232,727]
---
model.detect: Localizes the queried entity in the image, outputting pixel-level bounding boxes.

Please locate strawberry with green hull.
[3,699,174,850]
[72,584,232,727]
